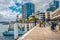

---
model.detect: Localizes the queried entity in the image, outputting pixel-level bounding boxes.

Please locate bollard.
[32,23,34,28]
[14,23,18,40]
[19,23,22,31]
[21,23,22,31]
[21,23,24,31]
[30,23,32,29]
[29,23,32,30]
[25,23,27,32]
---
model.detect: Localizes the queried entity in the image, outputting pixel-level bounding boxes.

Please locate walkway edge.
[18,24,38,40]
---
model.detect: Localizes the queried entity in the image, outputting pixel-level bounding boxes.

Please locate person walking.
[39,20,42,27]
[58,20,60,30]
[51,22,55,30]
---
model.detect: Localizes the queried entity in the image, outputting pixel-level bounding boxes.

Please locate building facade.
[22,3,35,19]
[51,8,60,19]
[45,12,51,21]
[35,12,45,21]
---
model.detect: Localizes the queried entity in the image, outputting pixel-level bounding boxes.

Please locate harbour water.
[0,23,35,40]
[0,24,14,40]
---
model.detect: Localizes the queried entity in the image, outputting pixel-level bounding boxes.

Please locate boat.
[3,30,25,36]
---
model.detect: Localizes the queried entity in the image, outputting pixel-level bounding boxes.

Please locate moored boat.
[3,30,25,36]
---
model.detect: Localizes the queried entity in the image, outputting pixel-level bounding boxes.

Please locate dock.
[18,25,60,40]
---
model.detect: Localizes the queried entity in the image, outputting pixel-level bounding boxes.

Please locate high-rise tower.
[22,0,35,20]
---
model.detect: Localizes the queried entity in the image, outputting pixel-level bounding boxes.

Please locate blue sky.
[0,0,60,22]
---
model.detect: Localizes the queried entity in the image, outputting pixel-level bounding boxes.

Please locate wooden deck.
[18,25,60,40]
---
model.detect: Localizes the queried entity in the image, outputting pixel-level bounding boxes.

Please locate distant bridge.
[0,21,17,25]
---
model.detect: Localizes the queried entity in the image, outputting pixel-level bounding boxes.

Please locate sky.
[0,0,60,22]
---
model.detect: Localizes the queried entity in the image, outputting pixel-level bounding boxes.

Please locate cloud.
[0,10,22,22]
[0,11,15,21]
[32,0,53,12]
[0,0,22,22]
[0,0,60,22]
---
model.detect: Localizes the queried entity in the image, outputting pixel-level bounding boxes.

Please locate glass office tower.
[22,3,35,19]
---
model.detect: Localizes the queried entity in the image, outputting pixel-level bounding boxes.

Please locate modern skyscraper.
[22,2,35,19]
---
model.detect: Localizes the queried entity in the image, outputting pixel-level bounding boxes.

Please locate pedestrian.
[39,20,42,27]
[39,22,41,27]
[43,22,45,27]
[51,22,55,30]
[41,22,43,27]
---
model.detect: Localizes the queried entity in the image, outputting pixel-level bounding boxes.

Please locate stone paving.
[21,26,60,40]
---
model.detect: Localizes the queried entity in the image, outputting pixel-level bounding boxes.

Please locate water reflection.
[0,24,14,40]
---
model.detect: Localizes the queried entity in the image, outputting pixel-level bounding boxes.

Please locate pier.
[14,23,35,40]
[18,7,60,40]
[18,24,60,40]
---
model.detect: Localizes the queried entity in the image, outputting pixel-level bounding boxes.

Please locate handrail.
[18,24,38,40]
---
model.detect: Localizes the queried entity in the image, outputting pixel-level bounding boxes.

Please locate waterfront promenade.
[18,25,60,40]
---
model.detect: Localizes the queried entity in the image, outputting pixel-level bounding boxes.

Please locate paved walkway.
[20,26,60,40]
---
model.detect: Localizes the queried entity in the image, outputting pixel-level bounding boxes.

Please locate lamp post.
[14,13,20,40]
